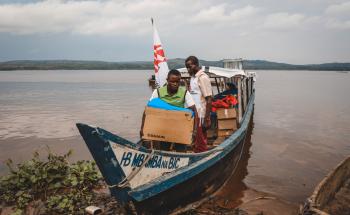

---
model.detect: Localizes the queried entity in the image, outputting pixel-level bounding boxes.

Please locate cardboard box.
[218,129,234,137]
[216,108,237,119]
[213,137,226,146]
[142,107,194,145]
[218,119,237,130]
[207,129,217,138]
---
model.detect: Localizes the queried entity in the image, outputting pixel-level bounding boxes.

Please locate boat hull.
[134,130,247,214]
[301,156,350,215]
[76,91,255,214]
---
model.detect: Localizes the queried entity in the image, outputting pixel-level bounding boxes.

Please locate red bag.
[193,117,207,153]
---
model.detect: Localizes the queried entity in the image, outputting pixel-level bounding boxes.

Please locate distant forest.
[0,59,349,71]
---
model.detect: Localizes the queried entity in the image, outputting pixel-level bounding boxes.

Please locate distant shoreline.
[1,59,350,71]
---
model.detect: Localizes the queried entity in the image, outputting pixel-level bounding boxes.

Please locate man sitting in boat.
[149,69,196,110]
[141,69,196,151]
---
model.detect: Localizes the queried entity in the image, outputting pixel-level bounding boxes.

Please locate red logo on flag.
[154,44,166,73]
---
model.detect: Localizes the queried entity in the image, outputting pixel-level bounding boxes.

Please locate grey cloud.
[263,13,306,30]
[325,1,350,15]
[324,1,350,29]
[0,0,349,64]
[0,0,154,35]
[190,4,259,25]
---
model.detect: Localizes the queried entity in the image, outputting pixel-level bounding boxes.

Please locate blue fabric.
[214,89,238,99]
[147,98,194,117]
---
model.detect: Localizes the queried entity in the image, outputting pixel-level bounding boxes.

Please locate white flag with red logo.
[152,18,169,87]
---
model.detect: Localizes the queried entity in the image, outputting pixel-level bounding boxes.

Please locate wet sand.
[191,189,298,215]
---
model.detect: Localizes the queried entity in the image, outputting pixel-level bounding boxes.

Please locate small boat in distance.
[76,59,256,214]
[148,74,156,88]
[301,156,350,215]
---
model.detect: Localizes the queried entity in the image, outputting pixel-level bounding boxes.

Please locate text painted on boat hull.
[120,152,181,169]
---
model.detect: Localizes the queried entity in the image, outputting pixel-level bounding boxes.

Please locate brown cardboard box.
[207,129,217,138]
[213,137,226,146]
[142,107,194,145]
[218,129,234,137]
[216,108,237,119]
[218,119,237,130]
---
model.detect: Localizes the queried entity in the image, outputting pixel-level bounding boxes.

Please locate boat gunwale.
[98,92,254,159]
[308,156,350,211]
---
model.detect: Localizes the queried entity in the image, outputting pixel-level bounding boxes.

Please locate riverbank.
[1,59,350,71]
[0,184,298,215]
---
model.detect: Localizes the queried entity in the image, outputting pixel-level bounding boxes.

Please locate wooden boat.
[76,60,256,214]
[301,156,350,215]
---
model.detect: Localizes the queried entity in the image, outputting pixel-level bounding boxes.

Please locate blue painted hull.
[77,92,255,214]
[133,130,247,214]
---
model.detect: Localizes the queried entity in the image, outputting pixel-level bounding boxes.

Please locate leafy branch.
[0,149,103,214]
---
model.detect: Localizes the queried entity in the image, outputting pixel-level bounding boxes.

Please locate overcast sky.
[0,0,349,64]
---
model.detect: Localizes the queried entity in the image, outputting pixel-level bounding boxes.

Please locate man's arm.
[204,96,212,129]
[141,89,158,138]
[188,104,198,143]
[184,92,198,142]
[140,110,146,139]
[198,74,213,129]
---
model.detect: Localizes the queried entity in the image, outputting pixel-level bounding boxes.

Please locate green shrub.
[0,150,102,214]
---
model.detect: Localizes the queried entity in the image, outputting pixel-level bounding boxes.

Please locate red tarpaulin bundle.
[211,95,238,112]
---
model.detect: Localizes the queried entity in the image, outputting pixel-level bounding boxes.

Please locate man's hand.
[140,129,145,139]
[204,96,212,130]
[204,116,211,130]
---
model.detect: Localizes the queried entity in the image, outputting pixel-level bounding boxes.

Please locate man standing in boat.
[185,56,213,152]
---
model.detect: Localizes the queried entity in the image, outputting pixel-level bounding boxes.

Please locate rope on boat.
[92,127,103,136]
[228,130,248,180]
[93,127,223,190]
[109,149,155,188]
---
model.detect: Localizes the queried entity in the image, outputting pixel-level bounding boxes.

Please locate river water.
[0,69,349,206]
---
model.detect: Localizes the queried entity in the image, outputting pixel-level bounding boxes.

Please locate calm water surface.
[0,69,349,204]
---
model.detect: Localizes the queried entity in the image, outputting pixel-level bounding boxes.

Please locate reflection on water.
[0,70,153,140]
[197,112,254,211]
[247,70,350,202]
[0,70,153,176]
[0,69,350,205]
[219,115,254,207]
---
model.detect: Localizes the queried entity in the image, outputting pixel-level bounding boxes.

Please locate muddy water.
[0,70,349,207]
[247,70,350,203]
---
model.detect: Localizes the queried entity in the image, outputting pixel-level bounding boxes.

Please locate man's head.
[226,83,237,91]
[185,56,200,76]
[166,69,181,94]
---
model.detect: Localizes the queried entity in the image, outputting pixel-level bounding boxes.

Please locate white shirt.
[150,89,195,108]
[190,70,212,118]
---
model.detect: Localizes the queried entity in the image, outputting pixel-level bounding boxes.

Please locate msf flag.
[152,18,169,87]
